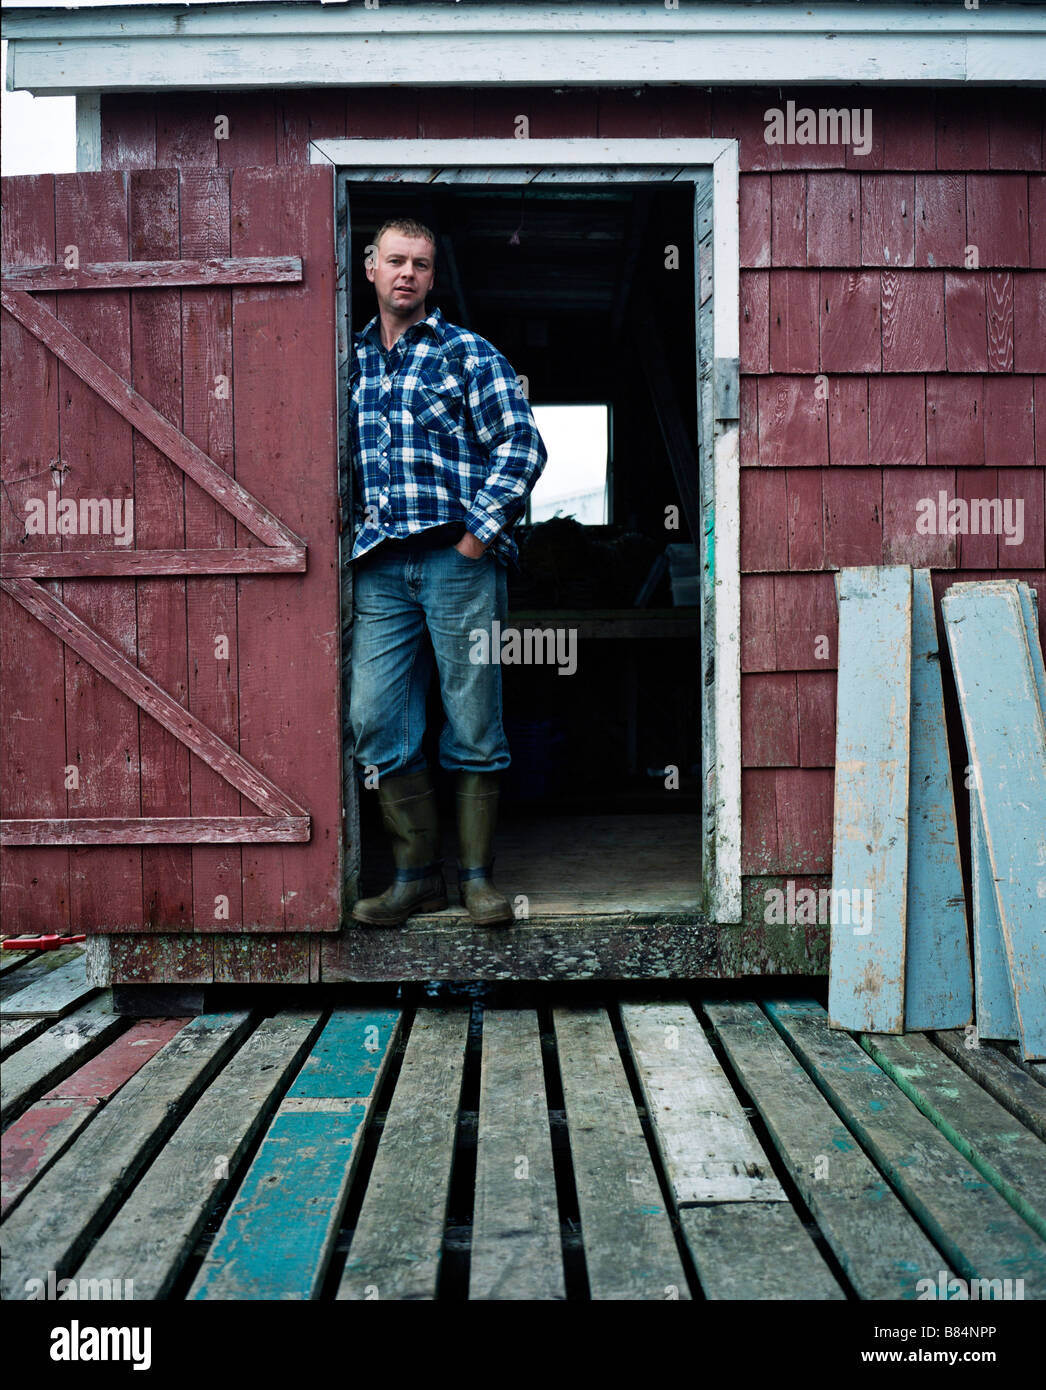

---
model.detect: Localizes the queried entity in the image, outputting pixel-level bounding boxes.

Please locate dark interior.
[346,182,704,915]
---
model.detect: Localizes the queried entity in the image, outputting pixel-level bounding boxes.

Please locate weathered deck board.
[943,582,1046,1060]
[0,996,126,1125]
[0,956,94,1019]
[766,1000,1046,1297]
[860,1032,1046,1238]
[933,1030,1046,1143]
[191,1007,399,1301]
[0,946,85,1003]
[1,995,1041,1301]
[680,1203,845,1300]
[337,1009,467,1301]
[621,999,844,1300]
[0,949,40,976]
[554,1007,691,1300]
[0,1016,49,1058]
[469,1010,565,1301]
[706,999,952,1300]
[1,1017,186,1218]
[619,1000,786,1202]
[0,1012,253,1300]
[904,568,972,1030]
[830,566,912,1034]
[1003,1044,1046,1087]
[78,1010,322,1300]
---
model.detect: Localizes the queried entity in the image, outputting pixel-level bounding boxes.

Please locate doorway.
[324,143,740,929]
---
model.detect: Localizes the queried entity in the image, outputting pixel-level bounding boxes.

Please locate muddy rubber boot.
[456,771,514,926]
[351,769,447,926]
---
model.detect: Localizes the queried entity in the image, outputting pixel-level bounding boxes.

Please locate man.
[347,218,547,927]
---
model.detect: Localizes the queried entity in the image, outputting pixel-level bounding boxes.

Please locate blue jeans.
[349,541,512,779]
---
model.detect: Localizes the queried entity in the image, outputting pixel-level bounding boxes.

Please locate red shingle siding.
[727,89,1045,886]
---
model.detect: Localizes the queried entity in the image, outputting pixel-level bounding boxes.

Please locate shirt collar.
[359,305,446,351]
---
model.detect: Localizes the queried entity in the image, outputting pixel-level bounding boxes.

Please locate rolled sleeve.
[463,354,547,544]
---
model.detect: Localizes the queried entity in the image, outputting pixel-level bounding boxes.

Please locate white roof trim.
[4,2,1044,94]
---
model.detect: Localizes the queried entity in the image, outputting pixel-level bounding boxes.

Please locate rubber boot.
[351,769,447,926]
[456,771,514,926]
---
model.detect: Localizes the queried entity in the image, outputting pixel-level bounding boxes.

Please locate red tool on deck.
[1,934,87,951]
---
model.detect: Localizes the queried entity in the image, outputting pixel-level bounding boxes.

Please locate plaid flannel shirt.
[347,306,547,567]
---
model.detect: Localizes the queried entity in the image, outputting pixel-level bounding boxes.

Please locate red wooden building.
[1,1,1044,996]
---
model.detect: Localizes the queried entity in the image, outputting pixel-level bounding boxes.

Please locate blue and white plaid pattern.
[348,307,547,567]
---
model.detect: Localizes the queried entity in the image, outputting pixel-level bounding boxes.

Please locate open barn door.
[1,167,343,933]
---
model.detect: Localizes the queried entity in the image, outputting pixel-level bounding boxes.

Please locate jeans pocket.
[448,544,488,563]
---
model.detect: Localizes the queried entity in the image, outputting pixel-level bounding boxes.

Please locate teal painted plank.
[766,999,1046,1299]
[830,566,912,1034]
[860,1032,1046,1241]
[189,1007,401,1300]
[905,570,973,1030]
[943,582,1046,1062]
[971,797,1018,1041]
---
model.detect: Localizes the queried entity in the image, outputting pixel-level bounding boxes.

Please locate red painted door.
[1,167,342,932]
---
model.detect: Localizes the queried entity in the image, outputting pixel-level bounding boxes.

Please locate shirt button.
[381,377,390,389]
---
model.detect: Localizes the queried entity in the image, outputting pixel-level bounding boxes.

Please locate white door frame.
[315,137,741,924]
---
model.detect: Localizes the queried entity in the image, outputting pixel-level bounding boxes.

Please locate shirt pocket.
[411,376,466,440]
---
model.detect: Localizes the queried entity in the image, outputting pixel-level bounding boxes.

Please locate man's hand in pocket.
[454,531,488,559]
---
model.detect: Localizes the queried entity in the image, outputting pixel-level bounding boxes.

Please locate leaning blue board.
[904,570,973,1030]
[971,796,1018,1041]
[830,566,912,1034]
[942,582,1046,1062]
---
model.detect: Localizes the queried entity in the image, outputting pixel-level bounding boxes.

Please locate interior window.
[527,404,610,525]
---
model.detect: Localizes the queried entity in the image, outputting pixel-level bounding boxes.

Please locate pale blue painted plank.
[830,566,912,1034]
[1017,583,1046,718]
[971,797,1018,1041]
[905,569,973,1030]
[943,582,1046,1062]
[189,1007,401,1300]
[964,583,1038,1043]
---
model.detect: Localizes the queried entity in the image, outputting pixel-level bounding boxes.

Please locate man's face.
[367,232,436,319]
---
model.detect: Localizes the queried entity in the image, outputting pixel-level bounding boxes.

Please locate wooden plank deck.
[2,982,1045,1301]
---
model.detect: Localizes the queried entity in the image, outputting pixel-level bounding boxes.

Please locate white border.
[320,136,741,921]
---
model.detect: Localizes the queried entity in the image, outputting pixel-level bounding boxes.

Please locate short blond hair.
[367,218,437,268]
